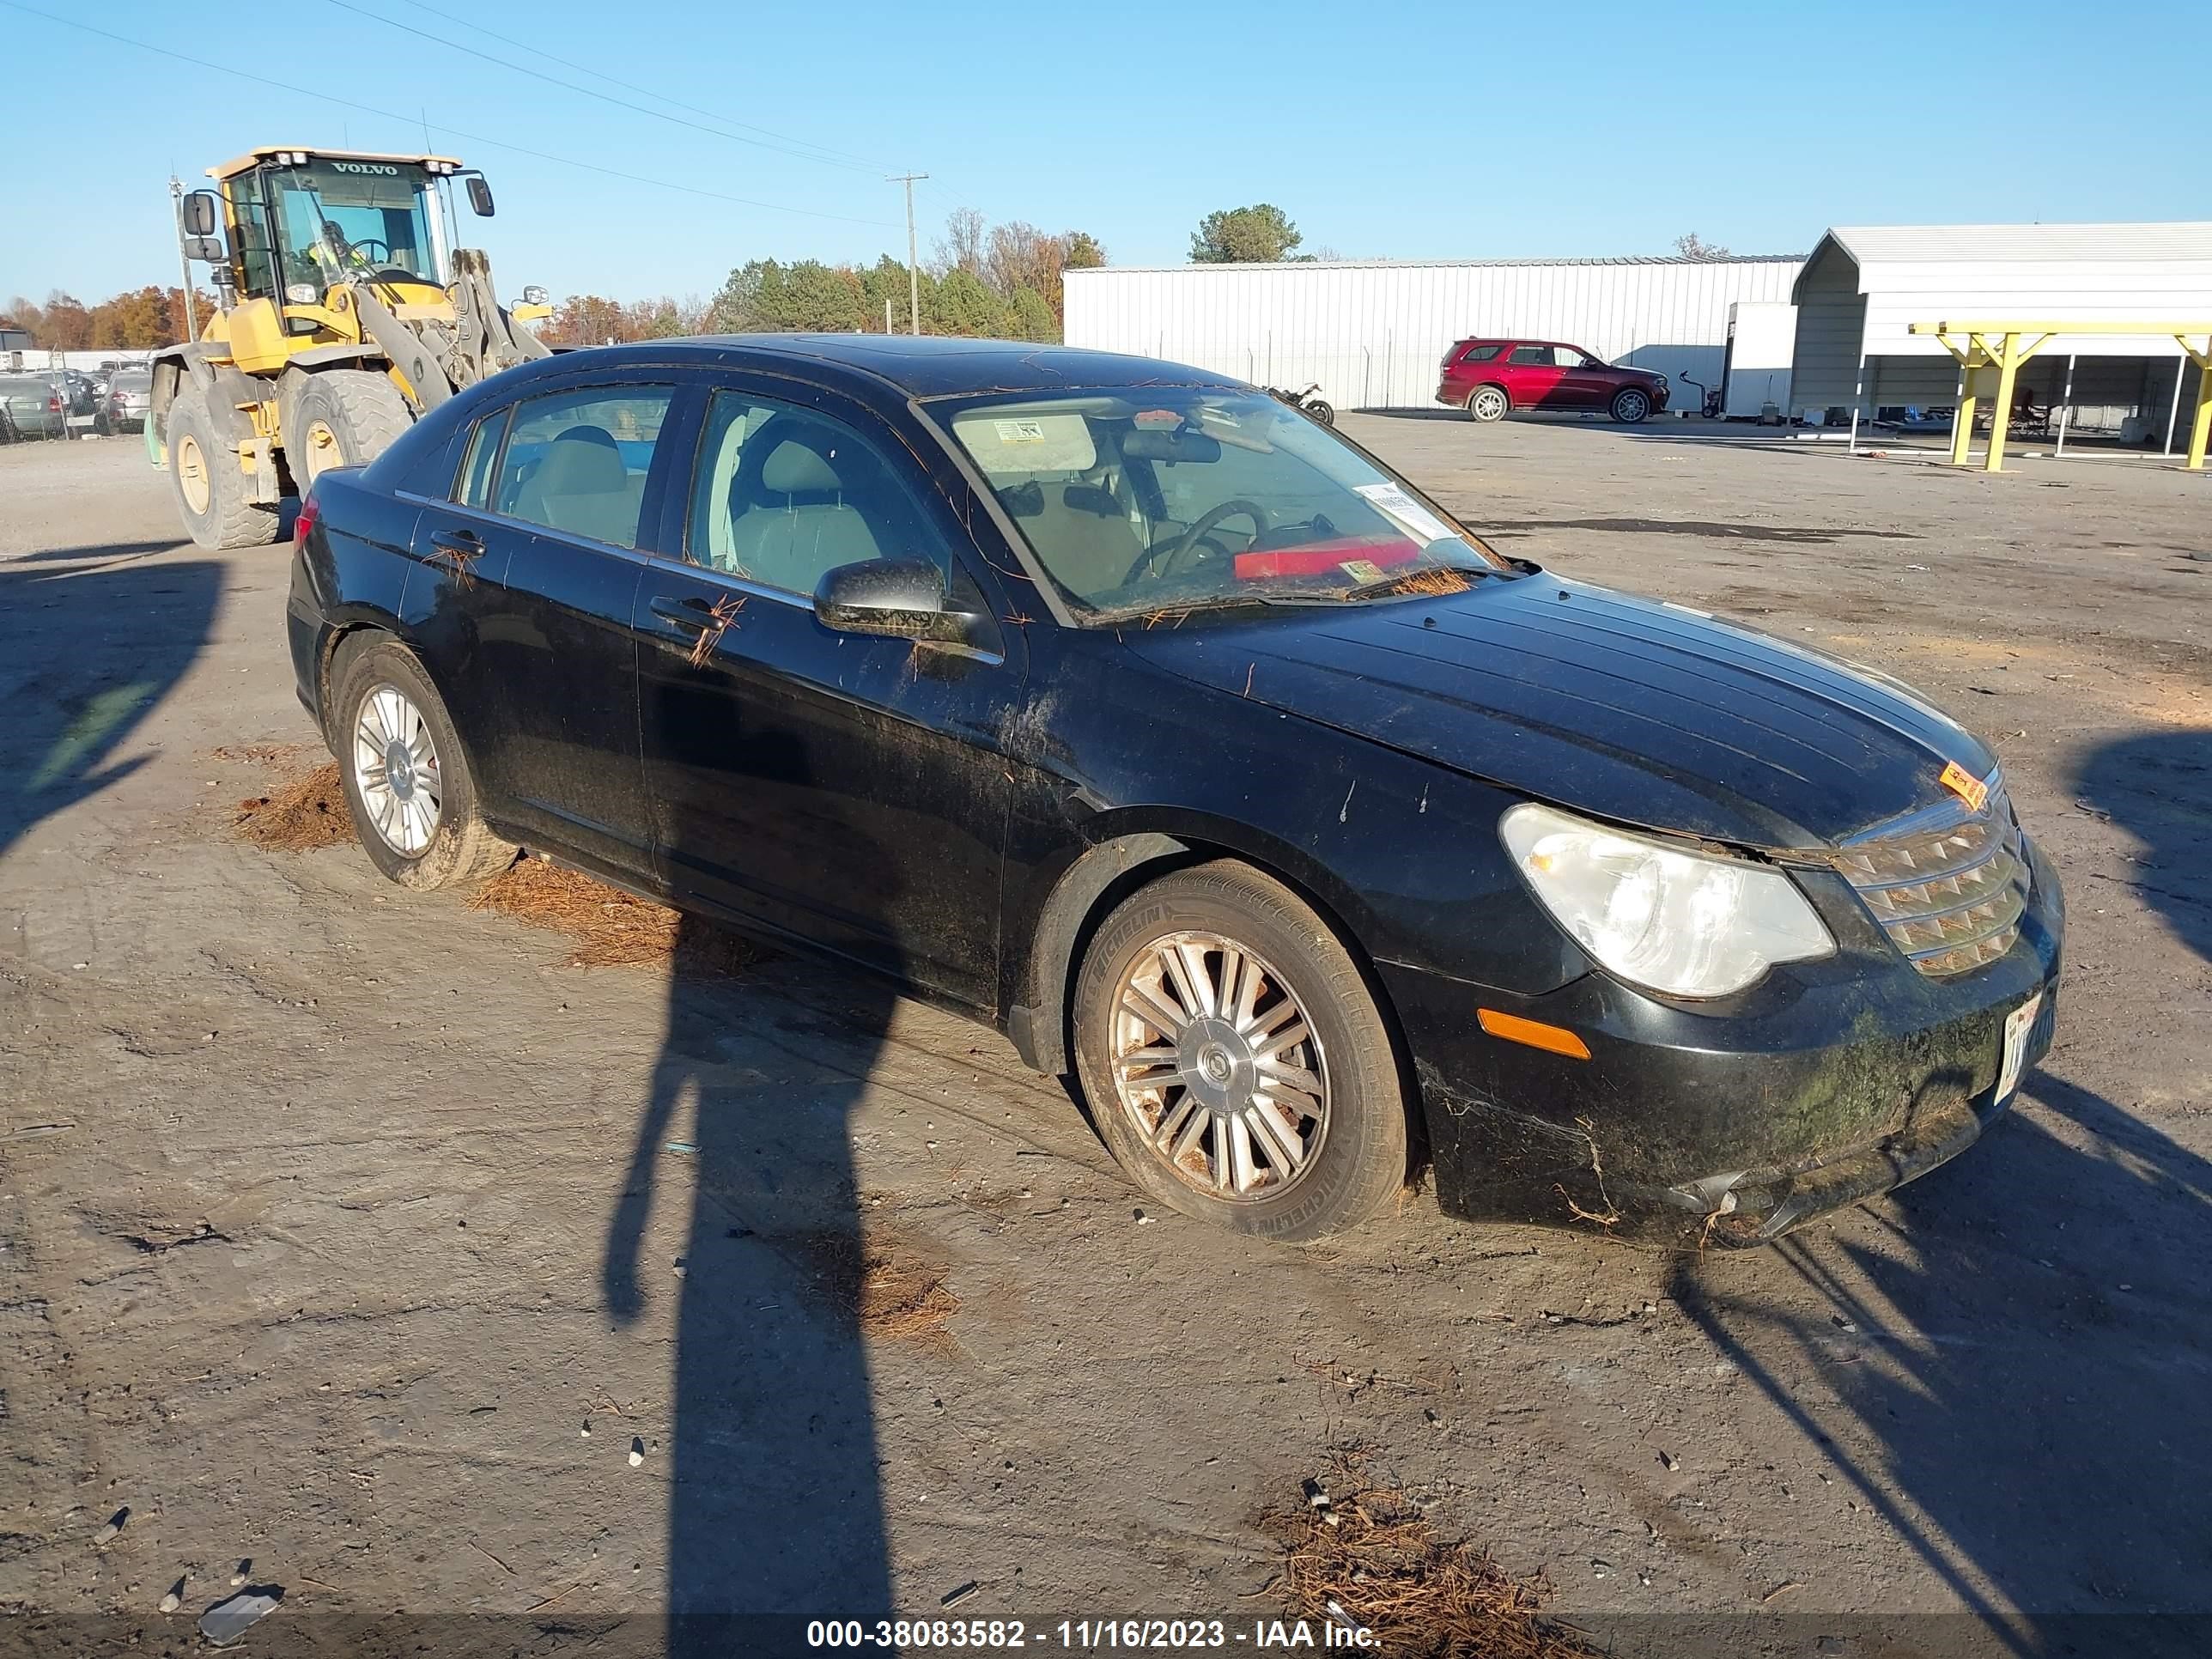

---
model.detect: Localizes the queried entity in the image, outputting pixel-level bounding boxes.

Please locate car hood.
[1118,573,1995,850]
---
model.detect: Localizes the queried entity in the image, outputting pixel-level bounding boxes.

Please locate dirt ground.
[2,418,2206,1657]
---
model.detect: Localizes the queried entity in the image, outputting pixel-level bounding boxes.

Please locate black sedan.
[286,337,2063,1244]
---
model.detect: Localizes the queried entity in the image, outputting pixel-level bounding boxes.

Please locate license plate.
[1994,992,2044,1105]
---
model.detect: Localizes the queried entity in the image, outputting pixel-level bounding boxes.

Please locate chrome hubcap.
[1109,931,1329,1201]
[352,684,442,854]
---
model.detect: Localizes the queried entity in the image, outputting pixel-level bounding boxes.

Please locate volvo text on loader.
[153,146,550,548]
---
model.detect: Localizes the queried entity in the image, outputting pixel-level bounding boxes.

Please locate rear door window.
[1506,344,1549,366]
[488,386,674,550]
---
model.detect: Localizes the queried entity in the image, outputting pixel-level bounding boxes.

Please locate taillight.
[48,394,62,412]
[295,493,321,550]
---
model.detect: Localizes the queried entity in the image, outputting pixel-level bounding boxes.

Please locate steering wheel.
[1125,499,1268,586]
[321,223,392,270]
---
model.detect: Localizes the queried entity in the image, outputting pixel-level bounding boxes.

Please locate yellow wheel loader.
[153,146,552,549]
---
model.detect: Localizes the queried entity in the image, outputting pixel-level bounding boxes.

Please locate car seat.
[510,426,641,547]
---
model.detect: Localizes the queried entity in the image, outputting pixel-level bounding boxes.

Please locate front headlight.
[1500,803,1833,998]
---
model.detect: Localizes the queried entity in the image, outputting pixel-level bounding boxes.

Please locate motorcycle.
[1267,382,1335,426]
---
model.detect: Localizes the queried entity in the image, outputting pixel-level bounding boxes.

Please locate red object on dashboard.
[1235,537,1423,580]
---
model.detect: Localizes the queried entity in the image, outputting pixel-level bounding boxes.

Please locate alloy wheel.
[1109,931,1331,1200]
[1615,390,1650,422]
[351,684,443,854]
[1471,388,1506,422]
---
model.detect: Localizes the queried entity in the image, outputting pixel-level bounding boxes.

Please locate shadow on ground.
[1667,1064,2212,1657]
[2073,726,2212,969]
[0,554,219,859]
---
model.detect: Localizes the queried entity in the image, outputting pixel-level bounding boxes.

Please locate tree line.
[537,212,1106,348]
[3,288,221,352]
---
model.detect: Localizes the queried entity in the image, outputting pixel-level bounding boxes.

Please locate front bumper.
[1385,836,2063,1243]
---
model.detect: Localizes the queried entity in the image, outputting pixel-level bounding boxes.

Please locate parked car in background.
[286,337,2060,1249]
[1438,338,1669,423]
[0,374,67,439]
[105,368,153,430]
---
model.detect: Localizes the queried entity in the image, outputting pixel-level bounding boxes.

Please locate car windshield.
[932,388,1511,623]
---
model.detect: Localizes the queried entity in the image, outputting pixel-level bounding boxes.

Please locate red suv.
[1437,339,1668,424]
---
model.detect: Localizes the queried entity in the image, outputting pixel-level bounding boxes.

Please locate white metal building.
[1790,222,2212,435]
[1065,257,1803,411]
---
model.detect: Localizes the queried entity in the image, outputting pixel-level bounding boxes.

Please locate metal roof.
[1820,222,2212,265]
[1071,255,1803,276]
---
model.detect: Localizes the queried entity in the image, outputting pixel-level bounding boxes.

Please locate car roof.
[532,334,1245,400]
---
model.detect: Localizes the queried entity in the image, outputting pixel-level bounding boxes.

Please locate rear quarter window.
[1458,343,1504,363]
[453,407,511,508]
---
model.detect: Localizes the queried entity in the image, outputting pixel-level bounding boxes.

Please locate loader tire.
[167,389,280,550]
[291,369,415,489]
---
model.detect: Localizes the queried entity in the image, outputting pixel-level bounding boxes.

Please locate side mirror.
[180,190,218,238]
[813,557,974,645]
[465,176,495,217]
[183,234,225,264]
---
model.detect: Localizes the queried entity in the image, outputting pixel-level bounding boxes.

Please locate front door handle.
[650,594,720,629]
[430,528,483,558]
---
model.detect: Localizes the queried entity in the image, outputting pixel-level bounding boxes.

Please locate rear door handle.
[650,594,720,629]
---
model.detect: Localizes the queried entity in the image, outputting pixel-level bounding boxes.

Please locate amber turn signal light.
[1476,1008,1591,1060]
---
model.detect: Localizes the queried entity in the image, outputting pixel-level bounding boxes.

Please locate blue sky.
[5,0,2209,305]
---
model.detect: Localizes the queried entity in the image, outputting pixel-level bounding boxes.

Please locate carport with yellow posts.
[1787,223,2212,474]
[1909,321,2212,472]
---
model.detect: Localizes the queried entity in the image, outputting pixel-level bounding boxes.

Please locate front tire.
[1610,386,1652,423]
[167,388,280,550]
[1073,862,1407,1242]
[291,369,416,489]
[1466,385,1508,423]
[330,635,515,891]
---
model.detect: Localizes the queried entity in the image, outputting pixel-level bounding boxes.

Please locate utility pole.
[888,172,927,335]
[169,176,198,341]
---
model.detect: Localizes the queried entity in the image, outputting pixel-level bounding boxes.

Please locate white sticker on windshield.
[995,418,1046,442]
[1355,483,1455,546]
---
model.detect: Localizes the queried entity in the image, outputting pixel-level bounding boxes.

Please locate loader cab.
[213,149,463,307]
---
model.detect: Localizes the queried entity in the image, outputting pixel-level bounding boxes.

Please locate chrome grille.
[1837,777,2029,978]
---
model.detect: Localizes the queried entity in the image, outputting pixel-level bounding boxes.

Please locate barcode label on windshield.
[1354,483,1455,545]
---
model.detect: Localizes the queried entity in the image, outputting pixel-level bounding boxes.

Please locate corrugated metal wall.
[1064,258,1803,410]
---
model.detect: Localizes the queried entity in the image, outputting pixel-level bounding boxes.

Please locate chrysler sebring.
[285,337,2063,1243]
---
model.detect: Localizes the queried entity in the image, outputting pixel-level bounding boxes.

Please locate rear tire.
[1073,861,1407,1243]
[1466,385,1508,423]
[1610,386,1652,424]
[1305,399,1335,426]
[291,369,415,489]
[330,635,516,891]
[167,388,280,550]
